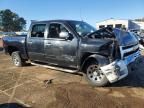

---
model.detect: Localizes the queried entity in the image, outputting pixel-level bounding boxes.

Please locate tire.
[84,60,109,87]
[11,51,25,67]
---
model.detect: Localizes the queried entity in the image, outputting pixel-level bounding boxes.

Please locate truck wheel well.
[7,46,19,55]
[80,53,97,71]
[80,53,109,72]
[81,53,93,65]
[81,57,97,72]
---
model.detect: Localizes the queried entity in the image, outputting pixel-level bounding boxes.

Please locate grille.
[122,44,138,50]
[123,48,139,57]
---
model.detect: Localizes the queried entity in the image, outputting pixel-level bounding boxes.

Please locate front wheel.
[11,51,25,67]
[84,61,109,86]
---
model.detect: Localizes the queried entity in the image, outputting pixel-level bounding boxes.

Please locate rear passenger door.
[27,24,46,61]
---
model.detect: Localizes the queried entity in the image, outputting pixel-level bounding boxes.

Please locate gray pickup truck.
[2,20,141,86]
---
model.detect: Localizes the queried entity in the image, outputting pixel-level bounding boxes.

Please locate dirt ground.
[0,49,144,108]
[0,39,2,48]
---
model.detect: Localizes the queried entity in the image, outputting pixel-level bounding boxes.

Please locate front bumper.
[100,51,141,83]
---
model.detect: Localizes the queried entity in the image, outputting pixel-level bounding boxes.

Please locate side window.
[31,24,46,38]
[48,23,69,38]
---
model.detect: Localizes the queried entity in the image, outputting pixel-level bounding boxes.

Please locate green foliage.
[0,9,26,32]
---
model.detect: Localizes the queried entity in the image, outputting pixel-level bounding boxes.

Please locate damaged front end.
[92,28,141,83]
[100,44,140,83]
[100,60,128,83]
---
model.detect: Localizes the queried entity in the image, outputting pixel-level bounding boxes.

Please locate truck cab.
[27,21,79,68]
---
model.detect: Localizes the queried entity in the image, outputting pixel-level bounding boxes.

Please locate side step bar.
[31,62,78,73]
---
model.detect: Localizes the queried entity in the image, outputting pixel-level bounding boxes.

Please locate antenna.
[80,7,84,21]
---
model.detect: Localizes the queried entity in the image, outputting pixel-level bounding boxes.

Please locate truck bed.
[2,35,28,60]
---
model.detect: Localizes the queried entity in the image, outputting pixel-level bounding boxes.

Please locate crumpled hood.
[113,29,138,46]
[84,27,138,47]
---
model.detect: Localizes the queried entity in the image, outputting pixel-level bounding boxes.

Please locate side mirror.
[59,32,69,39]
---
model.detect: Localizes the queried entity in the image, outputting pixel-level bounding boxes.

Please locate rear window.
[31,24,46,38]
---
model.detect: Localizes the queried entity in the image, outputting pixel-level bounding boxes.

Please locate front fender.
[89,54,109,66]
[81,54,110,70]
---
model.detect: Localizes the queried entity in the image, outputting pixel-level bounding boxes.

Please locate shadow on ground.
[0,103,27,108]
[0,47,3,52]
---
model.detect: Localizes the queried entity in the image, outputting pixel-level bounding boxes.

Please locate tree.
[0,9,26,32]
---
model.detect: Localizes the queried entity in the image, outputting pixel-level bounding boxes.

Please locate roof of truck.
[31,19,82,23]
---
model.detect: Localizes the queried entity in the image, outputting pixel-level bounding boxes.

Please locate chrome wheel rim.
[13,55,19,66]
[87,65,105,83]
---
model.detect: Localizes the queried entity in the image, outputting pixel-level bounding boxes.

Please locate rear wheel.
[84,61,109,86]
[11,51,25,67]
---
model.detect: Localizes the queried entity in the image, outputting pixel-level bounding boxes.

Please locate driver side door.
[44,22,78,68]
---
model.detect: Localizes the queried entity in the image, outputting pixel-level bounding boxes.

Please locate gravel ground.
[0,39,2,48]
[0,49,144,108]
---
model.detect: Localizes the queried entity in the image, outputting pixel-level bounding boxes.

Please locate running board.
[31,62,78,73]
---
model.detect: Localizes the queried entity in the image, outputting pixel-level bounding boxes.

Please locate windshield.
[68,21,96,36]
[113,29,138,46]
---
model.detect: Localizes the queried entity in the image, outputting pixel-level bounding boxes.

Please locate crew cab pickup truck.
[2,20,141,86]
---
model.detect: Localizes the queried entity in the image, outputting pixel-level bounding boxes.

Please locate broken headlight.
[114,65,120,74]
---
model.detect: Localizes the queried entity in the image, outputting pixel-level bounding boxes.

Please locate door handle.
[28,41,32,44]
[46,43,52,46]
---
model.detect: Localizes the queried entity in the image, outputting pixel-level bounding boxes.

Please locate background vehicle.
[2,20,141,86]
[132,32,144,51]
